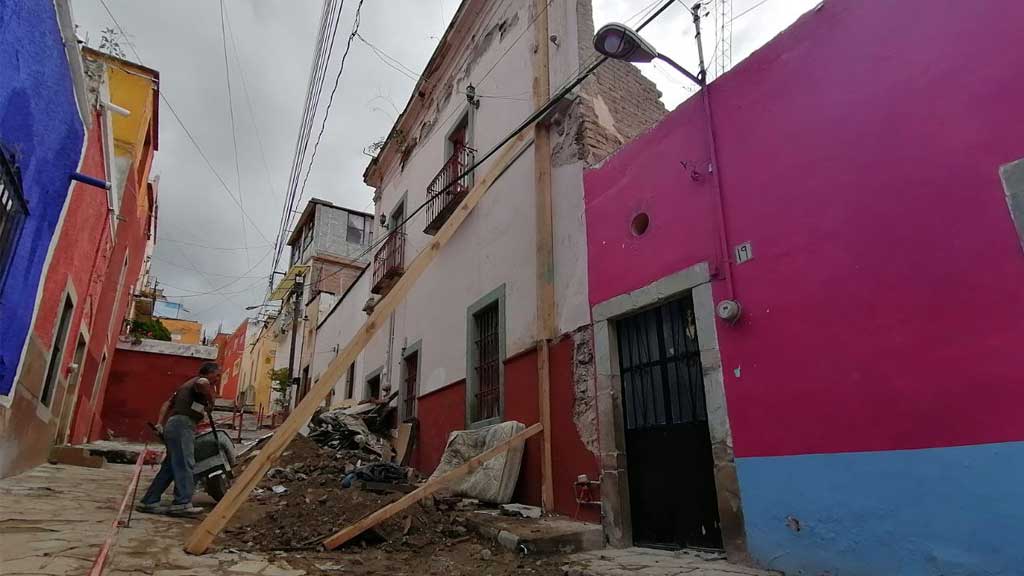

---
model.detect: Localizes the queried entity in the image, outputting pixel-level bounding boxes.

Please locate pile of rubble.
[307,405,393,458]
[222,408,576,575]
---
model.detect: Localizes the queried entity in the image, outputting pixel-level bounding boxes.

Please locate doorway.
[55,334,88,445]
[615,295,721,549]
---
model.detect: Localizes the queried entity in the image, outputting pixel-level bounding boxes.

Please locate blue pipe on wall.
[70,171,110,190]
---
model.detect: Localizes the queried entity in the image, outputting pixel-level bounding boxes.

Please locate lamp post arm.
[655,53,704,87]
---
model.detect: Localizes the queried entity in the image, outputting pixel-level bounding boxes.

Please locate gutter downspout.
[693,5,736,303]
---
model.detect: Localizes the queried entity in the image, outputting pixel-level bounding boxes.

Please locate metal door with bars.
[616,295,721,549]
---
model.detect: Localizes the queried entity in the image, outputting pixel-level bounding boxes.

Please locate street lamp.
[592,11,743,323]
[593,22,704,87]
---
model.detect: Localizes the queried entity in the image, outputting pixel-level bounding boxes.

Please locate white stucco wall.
[314,0,592,402]
[313,271,371,402]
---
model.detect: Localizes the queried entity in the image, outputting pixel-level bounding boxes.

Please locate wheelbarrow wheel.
[205,474,230,501]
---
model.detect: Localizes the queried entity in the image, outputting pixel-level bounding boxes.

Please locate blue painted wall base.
[737,441,1024,576]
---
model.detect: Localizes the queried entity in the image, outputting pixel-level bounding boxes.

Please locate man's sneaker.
[135,502,167,514]
[165,503,203,517]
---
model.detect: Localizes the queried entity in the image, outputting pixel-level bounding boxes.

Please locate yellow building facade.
[159,318,202,345]
[238,322,278,414]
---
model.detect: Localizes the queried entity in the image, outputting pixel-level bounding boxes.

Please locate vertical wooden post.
[532,0,556,512]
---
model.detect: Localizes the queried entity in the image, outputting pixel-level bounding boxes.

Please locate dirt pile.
[223,435,465,551]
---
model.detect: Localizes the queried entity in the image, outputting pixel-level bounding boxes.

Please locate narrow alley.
[3,0,1024,575]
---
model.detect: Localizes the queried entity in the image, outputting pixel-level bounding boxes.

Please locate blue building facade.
[0,0,85,401]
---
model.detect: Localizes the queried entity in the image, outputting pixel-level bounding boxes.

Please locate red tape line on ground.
[88,448,150,576]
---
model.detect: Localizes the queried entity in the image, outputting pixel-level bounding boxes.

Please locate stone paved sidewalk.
[0,463,305,575]
[564,547,780,576]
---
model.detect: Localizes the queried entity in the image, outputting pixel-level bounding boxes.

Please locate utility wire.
[309,0,680,294]
[157,237,272,252]
[220,0,248,265]
[153,255,269,280]
[223,3,280,205]
[270,0,345,296]
[294,0,367,214]
[357,33,419,81]
[97,0,272,245]
[733,0,772,23]
[271,0,337,279]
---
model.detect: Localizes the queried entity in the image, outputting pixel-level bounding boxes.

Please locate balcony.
[371,229,405,295]
[424,145,475,235]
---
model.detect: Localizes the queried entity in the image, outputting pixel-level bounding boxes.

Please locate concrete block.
[496,529,520,551]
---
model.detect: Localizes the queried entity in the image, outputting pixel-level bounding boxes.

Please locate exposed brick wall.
[570,0,667,166]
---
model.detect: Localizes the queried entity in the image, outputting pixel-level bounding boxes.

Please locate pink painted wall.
[584,0,1024,459]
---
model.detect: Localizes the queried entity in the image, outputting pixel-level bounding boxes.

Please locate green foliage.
[131,318,172,341]
[269,367,291,409]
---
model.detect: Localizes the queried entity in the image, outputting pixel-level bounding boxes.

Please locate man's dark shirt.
[169,376,215,423]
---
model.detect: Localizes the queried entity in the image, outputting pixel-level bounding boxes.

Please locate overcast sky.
[70,0,818,337]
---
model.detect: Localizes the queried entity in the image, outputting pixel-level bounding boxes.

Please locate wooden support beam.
[323,423,543,550]
[532,0,556,512]
[184,129,536,555]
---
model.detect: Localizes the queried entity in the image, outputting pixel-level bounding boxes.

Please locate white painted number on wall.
[734,242,753,264]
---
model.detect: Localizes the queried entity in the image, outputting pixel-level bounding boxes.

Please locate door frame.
[591,262,748,561]
[55,330,89,445]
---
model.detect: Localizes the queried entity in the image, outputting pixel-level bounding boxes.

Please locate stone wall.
[569,0,667,166]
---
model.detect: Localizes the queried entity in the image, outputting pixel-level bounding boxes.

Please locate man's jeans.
[140,415,196,506]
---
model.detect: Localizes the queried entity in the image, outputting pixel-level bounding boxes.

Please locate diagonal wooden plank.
[323,423,543,550]
[183,128,535,555]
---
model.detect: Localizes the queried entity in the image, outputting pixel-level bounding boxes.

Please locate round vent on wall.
[631,212,650,237]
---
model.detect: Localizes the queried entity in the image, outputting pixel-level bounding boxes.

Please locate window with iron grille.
[0,147,27,292]
[466,286,504,425]
[402,349,419,421]
[473,304,500,421]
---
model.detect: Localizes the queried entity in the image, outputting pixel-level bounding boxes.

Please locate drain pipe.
[692,4,738,310]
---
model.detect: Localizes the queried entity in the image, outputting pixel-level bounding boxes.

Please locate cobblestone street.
[564,548,778,576]
[0,463,303,575]
[0,462,776,576]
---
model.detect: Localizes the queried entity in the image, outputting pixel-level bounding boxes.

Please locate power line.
[97,0,273,246]
[157,237,271,252]
[294,0,367,215]
[152,255,268,280]
[223,3,280,206]
[311,0,680,294]
[733,0,772,22]
[357,33,419,81]
[219,0,248,264]
[269,0,346,298]
[160,277,267,298]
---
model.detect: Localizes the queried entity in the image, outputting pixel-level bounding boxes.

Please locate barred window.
[0,147,27,291]
[472,302,500,422]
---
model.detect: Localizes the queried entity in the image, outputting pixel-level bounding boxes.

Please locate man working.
[136,362,221,517]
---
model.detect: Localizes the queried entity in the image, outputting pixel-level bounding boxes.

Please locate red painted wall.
[411,380,465,473]
[216,322,247,401]
[100,347,207,442]
[584,0,1024,458]
[71,145,154,443]
[28,110,110,445]
[411,342,600,521]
